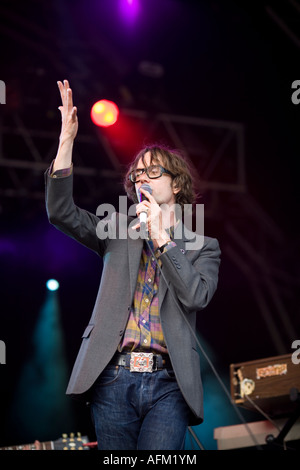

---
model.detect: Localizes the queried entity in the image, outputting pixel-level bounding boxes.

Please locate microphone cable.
[145,238,263,450]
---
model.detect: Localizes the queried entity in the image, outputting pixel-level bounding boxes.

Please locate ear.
[172,182,181,195]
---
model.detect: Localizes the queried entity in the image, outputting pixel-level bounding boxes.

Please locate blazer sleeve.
[159,237,221,312]
[45,170,109,256]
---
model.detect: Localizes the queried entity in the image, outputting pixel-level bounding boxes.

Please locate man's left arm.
[157,237,221,311]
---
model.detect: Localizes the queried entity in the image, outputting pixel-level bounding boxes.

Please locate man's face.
[134,152,179,207]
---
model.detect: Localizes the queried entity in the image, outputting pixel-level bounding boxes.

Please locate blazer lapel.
[127,220,190,309]
[127,221,144,301]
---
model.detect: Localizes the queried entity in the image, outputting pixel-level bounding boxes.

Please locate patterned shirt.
[119,235,176,354]
[49,162,176,354]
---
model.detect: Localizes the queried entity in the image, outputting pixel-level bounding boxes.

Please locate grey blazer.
[45,171,221,425]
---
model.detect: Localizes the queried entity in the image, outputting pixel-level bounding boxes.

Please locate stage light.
[46,279,60,291]
[91,99,119,127]
[11,280,75,439]
[119,0,140,23]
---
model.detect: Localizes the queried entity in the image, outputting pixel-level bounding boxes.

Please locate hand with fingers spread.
[57,80,78,143]
[53,80,78,172]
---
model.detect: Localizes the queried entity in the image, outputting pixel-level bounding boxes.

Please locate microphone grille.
[137,183,152,202]
[140,183,152,195]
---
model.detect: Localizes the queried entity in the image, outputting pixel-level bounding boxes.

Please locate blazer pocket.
[81,323,95,339]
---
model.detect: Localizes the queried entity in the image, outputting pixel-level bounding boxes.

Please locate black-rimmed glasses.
[129,165,173,183]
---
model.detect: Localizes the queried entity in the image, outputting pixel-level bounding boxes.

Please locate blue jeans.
[90,365,190,450]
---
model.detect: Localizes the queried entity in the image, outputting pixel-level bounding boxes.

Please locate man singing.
[45,80,221,450]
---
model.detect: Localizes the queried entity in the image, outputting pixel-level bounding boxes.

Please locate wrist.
[54,139,74,172]
[157,240,172,254]
[153,234,171,250]
[58,135,75,149]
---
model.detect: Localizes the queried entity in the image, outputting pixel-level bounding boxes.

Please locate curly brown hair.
[123,144,199,210]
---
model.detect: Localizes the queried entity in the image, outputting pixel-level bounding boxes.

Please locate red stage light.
[91,100,119,127]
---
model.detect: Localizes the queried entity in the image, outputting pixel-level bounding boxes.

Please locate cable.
[187,426,205,450]
[146,238,263,450]
[244,395,287,450]
[244,395,281,431]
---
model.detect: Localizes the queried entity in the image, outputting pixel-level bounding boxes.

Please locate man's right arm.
[45,80,109,256]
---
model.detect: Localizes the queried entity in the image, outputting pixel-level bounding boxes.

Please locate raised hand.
[57,80,78,144]
[53,80,78,171]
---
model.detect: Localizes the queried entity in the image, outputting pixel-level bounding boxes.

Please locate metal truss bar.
[249,281,287,355]
[156,112,244,131]
[121,109,246,192]
[0,126,96,143]
[0,164,244,193]
[94,131,122,172]
[224,243,287,355]
[226,223,297,341]
[1,108,247,193]
[225,223,281,271]
[202,129,234,180]
[161,119,187,155]
[0,189,97,206]
[13,115,43,162]
[266,6,300,49]
[122,108,244,130]
[263,276,297,341]
[0,188,45,200]
[0,158,120,178]
[236,193,284,244]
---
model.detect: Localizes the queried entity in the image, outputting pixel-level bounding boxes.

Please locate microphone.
[137,183,152,231]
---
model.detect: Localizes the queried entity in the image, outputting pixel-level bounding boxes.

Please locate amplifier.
[230,354,300,417]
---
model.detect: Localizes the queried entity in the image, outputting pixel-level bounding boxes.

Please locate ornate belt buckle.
[130,352,154,373]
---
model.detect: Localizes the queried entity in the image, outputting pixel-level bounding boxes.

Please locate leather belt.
[110,351,172,373]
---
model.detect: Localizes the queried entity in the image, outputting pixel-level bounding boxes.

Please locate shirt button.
[148,278,152,283]
[145,298,149,303]
[143,339,148,344]
[142,319,146,324]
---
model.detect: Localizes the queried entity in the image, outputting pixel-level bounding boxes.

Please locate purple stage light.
[119,0,140,24]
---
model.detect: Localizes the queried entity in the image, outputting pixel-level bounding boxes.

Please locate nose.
[139,170,150,184]
[135,172,150,200]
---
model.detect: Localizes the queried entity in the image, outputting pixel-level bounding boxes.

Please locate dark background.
[0,0,299,451]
